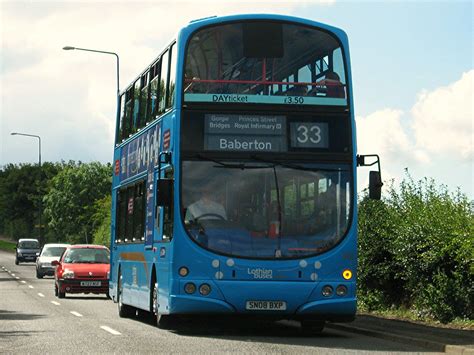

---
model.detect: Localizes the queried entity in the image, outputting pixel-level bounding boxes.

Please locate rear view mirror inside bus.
[369,171,382,200]
[157,179,173,206]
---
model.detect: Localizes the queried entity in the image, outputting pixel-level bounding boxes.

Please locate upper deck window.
[184,21,347,106]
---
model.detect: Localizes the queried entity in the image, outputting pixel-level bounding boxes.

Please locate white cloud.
[356,108,429,165]
[3,1,336,165]
[355,108,427,194]
[356,71,473,197]
[412,70,473,161]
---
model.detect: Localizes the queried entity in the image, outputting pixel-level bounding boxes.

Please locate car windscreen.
[42,247,67,257]
[63,248,110,264]
[18,241,40,249]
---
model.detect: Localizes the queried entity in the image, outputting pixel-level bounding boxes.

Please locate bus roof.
[183,13,347,40]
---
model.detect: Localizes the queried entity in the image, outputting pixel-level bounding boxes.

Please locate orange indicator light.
[342,269,353,280]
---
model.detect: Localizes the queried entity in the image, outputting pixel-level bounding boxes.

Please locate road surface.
[0,250,439,354]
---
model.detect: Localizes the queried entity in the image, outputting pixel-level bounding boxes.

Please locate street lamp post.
[11,132,42,244]
[62,45,120,244]
[62,46,120,99]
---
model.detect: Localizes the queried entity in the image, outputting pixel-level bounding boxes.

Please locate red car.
[52,245,110,298]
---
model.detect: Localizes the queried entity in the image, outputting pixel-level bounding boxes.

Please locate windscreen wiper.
[249,155,347,172]
[271,164,283,258]
[195,154,269,170]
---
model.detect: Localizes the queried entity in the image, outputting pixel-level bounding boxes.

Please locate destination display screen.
[204,114,329,152]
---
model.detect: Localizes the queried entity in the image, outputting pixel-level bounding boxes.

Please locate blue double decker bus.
[109,14,381,333]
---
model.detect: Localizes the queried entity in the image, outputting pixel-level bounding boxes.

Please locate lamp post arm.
[70,47,120,96]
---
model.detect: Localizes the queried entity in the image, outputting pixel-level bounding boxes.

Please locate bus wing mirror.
[357,154,383,200]
[369,171,382,200]
[157,179,173,207]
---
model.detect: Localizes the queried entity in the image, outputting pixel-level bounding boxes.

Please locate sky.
[1,0,473,198]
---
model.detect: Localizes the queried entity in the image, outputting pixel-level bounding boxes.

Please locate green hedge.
[358,175,473,323]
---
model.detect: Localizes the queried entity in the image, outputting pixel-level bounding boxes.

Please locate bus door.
[153,165,174,314]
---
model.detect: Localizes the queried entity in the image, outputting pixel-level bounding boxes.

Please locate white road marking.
[20,280,26,284]
[70,311,83,317]
[51,301,61,306]
[38,293,45,298]
[28,285,34,289]
[100,326,121,335]
[15,277,20,279]
[11,273,15,276]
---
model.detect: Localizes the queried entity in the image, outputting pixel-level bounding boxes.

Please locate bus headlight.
[199,284,211,296]
[184,283,196,294]
[336,285,348,296]
[322,285,333,297]
[179,267,189,277]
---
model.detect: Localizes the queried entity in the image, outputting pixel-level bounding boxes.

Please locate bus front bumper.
[169,294,356,322]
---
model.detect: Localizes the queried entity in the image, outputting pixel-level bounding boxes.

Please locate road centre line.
[38,293,45,297]
[15,277,20,279]
[51,301,61,306]
[11,273,15,276]
[28,285,34,289]
[70,311,83,317]
[100,326,121,335]
[20,280,26,284]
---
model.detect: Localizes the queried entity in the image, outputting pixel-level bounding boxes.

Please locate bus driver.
[185,185,227,222]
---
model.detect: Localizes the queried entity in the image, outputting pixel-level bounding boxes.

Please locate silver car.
[36,243,70,278]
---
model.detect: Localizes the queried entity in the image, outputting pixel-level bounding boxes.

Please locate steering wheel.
[194,213,226,221]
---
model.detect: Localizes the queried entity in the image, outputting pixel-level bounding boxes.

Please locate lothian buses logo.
[247,268,273,279]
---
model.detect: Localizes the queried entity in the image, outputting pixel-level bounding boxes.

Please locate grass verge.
[359,309,474,330]
[0,239,16,253]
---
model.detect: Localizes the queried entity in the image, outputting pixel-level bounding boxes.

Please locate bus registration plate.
[80,281,101,287]
[246,300,286,311]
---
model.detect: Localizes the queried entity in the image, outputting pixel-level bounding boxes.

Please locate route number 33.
[296,124,322,144]
[290,122,328,148]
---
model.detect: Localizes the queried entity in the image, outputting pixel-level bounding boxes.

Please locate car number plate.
[246,300,287,311]
[80,281,101,287]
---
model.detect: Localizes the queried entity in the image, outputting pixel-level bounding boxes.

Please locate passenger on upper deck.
[321,71,345,98]
[285,85,308,97]
[184,74,205,93]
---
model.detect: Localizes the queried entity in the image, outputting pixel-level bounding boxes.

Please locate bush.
[358,174,473,323]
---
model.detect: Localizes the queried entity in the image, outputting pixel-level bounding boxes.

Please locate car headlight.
[62,270,75,279]
[17,252,22,256]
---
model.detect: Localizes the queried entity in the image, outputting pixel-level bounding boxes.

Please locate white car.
[36,243,70,278]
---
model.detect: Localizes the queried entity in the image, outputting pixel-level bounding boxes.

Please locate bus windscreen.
[184,21,347,106]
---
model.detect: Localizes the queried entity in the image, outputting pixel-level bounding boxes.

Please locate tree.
[0,162,63,241]
[44,162,112,243]
[92,195,112,247]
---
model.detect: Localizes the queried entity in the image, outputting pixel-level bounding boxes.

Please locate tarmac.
[328,314,474,353]
[1,236,472,352]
